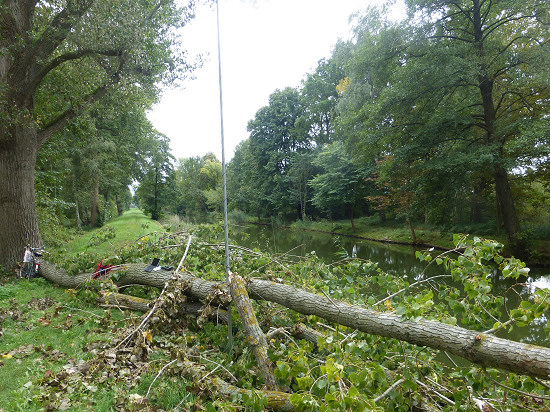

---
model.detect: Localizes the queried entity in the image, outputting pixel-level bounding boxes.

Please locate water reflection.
[232,224,550,346]
[232,224,444,280]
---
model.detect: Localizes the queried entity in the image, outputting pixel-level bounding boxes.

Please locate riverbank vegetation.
[11,1,547,269]
[3,211,550,410]
[131,0,550,262]
[2,1,550,410]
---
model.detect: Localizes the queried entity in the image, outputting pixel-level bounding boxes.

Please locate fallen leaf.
[142,330,153,343]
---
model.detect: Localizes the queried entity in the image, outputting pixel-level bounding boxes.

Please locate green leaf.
[324,393,337,403]
[317,378,328,389]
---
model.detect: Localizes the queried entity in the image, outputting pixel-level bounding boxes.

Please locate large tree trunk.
[116,194,123,216]
[472,0,521,244]
[152,167,159,220]
[0,2,42,270]
[406,217,417,244]
[0,126,43,270]
[90,178,100,227]
[40,261,550,380]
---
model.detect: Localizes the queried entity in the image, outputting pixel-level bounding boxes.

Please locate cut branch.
[97,292,230,325]
[180,358,292,411]
[229,272,280,391]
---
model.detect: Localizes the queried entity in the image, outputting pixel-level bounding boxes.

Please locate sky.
[147,0,372,162]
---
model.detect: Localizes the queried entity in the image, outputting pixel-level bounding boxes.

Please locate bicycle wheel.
[19,262,32,280]
[25,262,34,280]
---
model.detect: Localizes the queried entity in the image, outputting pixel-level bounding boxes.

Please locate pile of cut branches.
[38,228,550,411]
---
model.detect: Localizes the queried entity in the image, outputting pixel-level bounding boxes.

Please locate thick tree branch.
[37,82,110,146]
[483,14,536,42]
[36,49,127,146]
[229,272,280,391]
[29,48,123,93]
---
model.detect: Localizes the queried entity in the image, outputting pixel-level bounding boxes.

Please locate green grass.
[63,208,165,256]
[0,278,125,411]
[0,208,170,411]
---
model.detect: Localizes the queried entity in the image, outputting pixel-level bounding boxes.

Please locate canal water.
[232,223,549,345]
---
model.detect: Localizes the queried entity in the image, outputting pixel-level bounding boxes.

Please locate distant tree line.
[176,1,549,251]
[29,0,550,256]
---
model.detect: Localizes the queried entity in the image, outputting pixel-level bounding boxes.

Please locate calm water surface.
[232,224,549,345]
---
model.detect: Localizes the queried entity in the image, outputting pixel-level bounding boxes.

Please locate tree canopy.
[0,0,197,268]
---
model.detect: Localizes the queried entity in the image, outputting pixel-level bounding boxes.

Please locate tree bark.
[229,272,279,391]
[0,126,43,269]
[39,261,550,380]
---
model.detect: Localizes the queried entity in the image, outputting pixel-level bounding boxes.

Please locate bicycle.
[18,244,43,280]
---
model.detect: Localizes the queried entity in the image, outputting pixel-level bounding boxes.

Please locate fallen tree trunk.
[41,261,230,305]
[40,261,550,379]
[229,272,279,391]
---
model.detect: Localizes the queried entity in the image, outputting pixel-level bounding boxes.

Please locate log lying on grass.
[40,261,550,379]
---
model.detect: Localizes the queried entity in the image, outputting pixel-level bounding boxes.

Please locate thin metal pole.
[216,0,233,351]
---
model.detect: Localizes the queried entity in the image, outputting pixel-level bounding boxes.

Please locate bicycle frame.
[18,244,43,280]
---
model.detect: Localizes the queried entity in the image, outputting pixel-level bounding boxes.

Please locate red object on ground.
[93,260,114,279]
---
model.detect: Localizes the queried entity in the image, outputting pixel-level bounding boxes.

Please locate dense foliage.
[21,1,550,262]
[196,0,550,255]
[2,213,550,411]
[0,0,198,269]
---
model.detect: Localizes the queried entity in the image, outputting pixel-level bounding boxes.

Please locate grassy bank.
[0,209,169,410]
[287,216,502,249]
[62,208,165,256]
[285,216,550,263]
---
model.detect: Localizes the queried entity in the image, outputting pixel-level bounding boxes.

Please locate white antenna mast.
[216,0,233,351]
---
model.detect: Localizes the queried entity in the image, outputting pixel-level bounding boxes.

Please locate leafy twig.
[374,378,405,402]
[116,236,193,350]
[416,379,456,405]
[372,274,451,308]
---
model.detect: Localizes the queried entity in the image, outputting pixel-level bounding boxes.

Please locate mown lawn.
[0,209,169,411]
[63,208,165,256]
